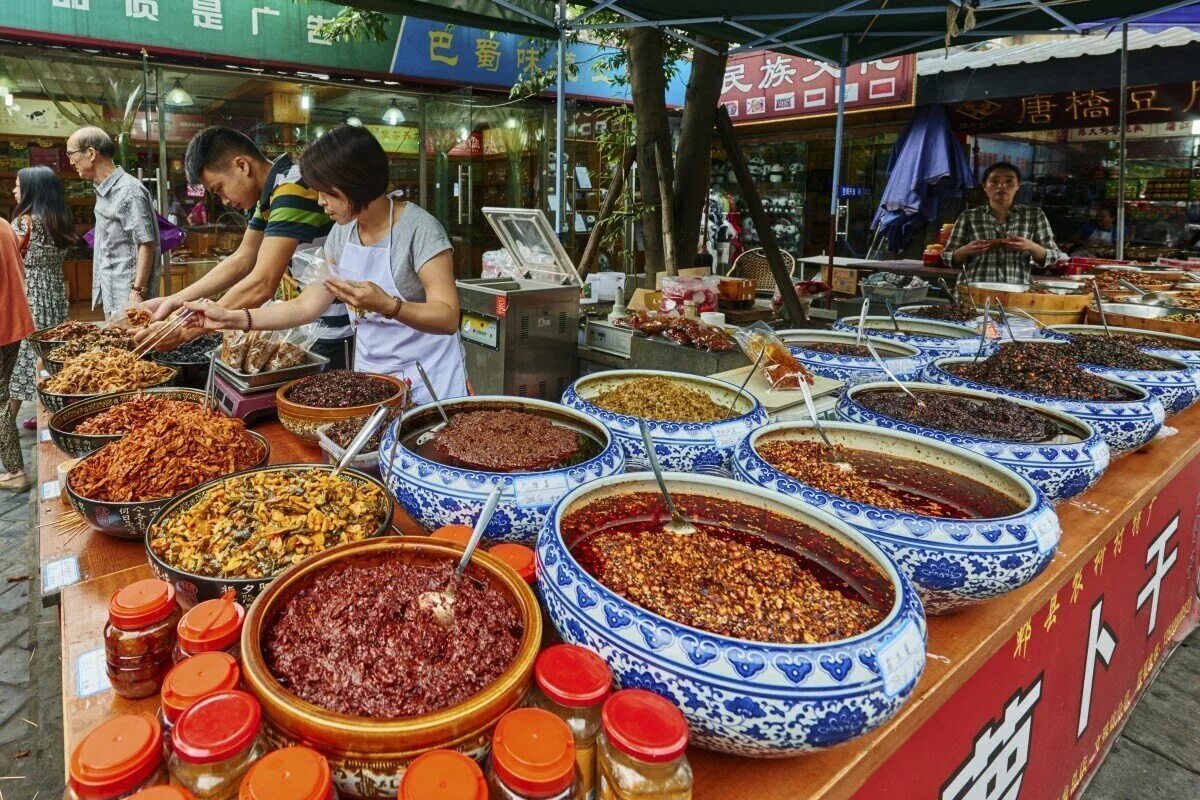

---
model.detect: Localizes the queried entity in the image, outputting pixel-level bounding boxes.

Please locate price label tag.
[512,474,569,509]
[1032,509,1061,554]
[39,428,50,442]
[710,420,749,450]
[39,480,60,501]
[878,620,924,697]
[76,648,112,698]
[1090,441,1111,475]
[41,555,81,595]
[38,369,49,379]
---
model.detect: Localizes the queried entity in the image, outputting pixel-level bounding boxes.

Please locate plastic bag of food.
[732,322,813,390]
[481,248,520,279]
[266,322,321,371]
[659,275,719,314]
[242,329,286,374]
[289,244,337,286]
[220,330,253,371]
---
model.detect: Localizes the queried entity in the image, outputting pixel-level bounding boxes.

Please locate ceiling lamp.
[299,89,313,111]
[345,110,363,127]
[382,100,405,126]
[164,79,193,107]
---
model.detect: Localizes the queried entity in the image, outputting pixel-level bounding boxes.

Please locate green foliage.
[292,2,390,43]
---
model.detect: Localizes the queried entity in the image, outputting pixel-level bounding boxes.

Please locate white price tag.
[41,555,81,595]
[39,480,60,501]
[39,428,50,442]
[878,620,924,697]
[76,648,112,698]
[1032,509,1061,554]
[1090,441,1111,474]
[709,420,749,450]
[512,474,569,509]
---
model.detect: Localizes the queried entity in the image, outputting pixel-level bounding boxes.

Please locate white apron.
[335,198,468,406]
[1075,227,1115,258]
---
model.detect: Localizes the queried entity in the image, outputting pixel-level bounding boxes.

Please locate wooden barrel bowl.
[966,285,1090,326]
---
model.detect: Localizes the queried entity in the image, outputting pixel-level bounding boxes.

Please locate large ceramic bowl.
[735,422,1060,615]
[777,330,926,385]
[146,464,394,608]
[275,373,408,442]
[381,396,625,544]
[537,472,926,756]
[562,370,767,477]
[921,355,1166,455]
[36,366,178,413]
[150,334,223,390]
[66,431,269,541]
[1077,353,1199,416]
[831,316,992,360]
[1042,324,1200,367]
[241,537,541,799]
[47,387,206,458]
[29,322,101,359]
[837,382,1109,505]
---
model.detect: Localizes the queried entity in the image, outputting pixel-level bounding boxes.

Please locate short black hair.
[983,161,1021,184]
[184,127,266,185]
[300,125,389,214]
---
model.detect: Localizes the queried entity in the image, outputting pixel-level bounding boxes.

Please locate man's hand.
[323,278,395,317]
[146,294,187,323]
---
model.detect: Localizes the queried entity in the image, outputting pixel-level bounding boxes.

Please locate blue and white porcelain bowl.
[777,330,926,385]
[735,422,1060,615]
[831,316,992,360]
[1043,324,1200,367]
[562,370,767,477]
[537,471,927,756]
[380,396,625,544]
[1077,354,1200,416]
[921,354,1166,455]
[836,381,1109,505]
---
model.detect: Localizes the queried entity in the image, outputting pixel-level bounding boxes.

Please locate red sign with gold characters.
[951,81,1200,133]
[851,457,1200,800]
[719,51,915,125]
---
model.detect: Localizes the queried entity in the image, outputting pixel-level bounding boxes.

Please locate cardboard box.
[831,267,860,295]
[628,288,663,312]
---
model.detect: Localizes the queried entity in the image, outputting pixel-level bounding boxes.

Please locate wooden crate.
[967,285,1090,326]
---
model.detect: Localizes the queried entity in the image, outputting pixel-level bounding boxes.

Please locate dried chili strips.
[43,348,173,395]
[74,395,201,437]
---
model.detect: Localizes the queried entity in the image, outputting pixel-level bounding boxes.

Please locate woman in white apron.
[1068,205,1119,258]
[181,125,466,406]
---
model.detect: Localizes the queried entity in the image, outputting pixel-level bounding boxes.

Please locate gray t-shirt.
[323,200,452,301]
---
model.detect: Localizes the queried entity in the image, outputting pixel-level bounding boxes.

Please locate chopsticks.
[132,309,195,357]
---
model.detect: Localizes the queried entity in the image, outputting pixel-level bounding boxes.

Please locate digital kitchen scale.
[212,350,329,424]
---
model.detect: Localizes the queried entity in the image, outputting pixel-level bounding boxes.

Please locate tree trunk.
[627,27,670,284]
[673,38,729,268]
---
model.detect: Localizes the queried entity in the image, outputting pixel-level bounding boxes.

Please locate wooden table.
[46,407,1200,798]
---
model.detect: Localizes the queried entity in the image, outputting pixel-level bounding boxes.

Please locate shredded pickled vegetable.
[43,348,173,395]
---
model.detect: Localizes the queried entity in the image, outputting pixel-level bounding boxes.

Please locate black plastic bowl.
[144,464,394,608]
[65,431,269,541]
[48,387,207,458]
[36,367,178,413]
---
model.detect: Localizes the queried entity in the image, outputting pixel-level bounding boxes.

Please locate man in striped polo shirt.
[138,127,355,367]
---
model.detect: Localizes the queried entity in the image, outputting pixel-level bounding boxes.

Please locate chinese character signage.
[718,51,915,124]
[952,81,1200,133]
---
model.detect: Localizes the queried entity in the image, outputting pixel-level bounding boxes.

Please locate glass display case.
[709,141,807,271]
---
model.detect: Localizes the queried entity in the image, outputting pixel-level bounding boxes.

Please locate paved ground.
[0,396,1194,799]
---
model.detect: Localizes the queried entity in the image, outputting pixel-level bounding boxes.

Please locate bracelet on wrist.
[243,308,252,332]
[388,296,403,319]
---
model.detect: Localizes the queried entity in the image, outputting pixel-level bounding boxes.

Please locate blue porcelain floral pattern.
[831,317,994,360]
[1041,325,1200,368]
[780,332,926,386]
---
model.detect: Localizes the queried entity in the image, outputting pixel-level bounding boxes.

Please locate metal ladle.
[863,337,924,407]
[419,483,505,626]
[994,299,1017,341]
[414,361,452,446]
[725,349,765,418]
[972,297,995,362]
[854,298,871,344]
[1091,281,1112,337]
[883,299,903,332]
[332,404,392,477]
[796,377,853,472]
[637,420,697,535]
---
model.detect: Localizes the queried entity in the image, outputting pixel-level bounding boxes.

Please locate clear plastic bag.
[266,322,321,371]
[220,330,253,371]
[732,322,813,391]
[481,248,520,280]
[242,329,286,374]
[660,276,720,314]
[289,244,337,287]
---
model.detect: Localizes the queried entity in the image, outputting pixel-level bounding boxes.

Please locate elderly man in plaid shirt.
[943,162,1065,284]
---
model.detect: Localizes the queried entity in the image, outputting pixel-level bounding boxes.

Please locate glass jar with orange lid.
[168,690,266,800]
[530,645,612,800]
[239,746,337,800]
[104,579,182,699]
[399,750,487,800]
[159,652,241,746]
[174,594,246,663]
[488,708,580,800]
[596,690,692,800]
[489,544,537,586]
[127,788,196,800]
[65,713,169,800]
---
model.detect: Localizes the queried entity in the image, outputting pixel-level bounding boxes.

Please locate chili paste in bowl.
[777,330,926,386]
[1043,324,1200,367]
[831,315,991,360]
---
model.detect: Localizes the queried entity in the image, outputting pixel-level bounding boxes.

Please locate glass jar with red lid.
[127,788,196,800]
[596,690,692,800]
[400,750,487,800]
[66,713,169,800]
[159,652,241,745]
[239,746,337,800]
[530,645,612,800]
[168,690,265,799]
[104,579,182,700]
[174,594,245,663]
[488,708,580,800]
[489,544,537,585]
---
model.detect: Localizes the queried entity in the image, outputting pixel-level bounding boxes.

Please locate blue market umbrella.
[872,104,973,252]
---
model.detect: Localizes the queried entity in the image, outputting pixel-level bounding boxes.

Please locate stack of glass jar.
[168,689,266,797]
[104,580,182,700]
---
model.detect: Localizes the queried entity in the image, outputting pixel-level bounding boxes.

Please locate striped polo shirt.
[248,154,351,340]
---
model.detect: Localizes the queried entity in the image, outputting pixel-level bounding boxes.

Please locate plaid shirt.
[943,204,1065,284]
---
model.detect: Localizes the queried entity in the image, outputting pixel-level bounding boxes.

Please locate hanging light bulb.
[299,89,313,111]
[345,110,363,127]
[505,116,518,129]
[382,100,405,126]
[164,79,193,107]
[0,62,14,97]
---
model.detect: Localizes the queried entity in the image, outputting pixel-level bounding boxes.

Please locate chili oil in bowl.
[778,330,926,385]
[735,421,1060,615]
[1042,323,1200,367]
[831,315,993,360]
[385,396,624,544]
[536,471,926,756]
[240,536,541,799]
[837,382,1108,505]
[48,387,207,459]
[562,369,768,477]
[275,371,409,443]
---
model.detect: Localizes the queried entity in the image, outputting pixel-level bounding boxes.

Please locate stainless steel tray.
[1097,303,1173,319]
[216,350,329,391]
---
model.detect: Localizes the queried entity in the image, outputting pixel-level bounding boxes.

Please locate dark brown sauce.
[856,388,1083,444]
[404,416,604,472]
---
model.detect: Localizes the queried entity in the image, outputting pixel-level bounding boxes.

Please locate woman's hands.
[323,278,397,317]
[181,298,246,331]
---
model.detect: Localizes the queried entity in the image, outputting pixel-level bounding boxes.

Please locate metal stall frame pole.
[154,65,171,296]
[418,96,429,208]
[554,0,568,236]
[825,35,850,274]
[1116,23,1129,261]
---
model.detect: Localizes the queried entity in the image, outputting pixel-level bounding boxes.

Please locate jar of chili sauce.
[530,645,612,800]
[159,653,241,747]
[239,747,336,800]
[400,750,487,800]
[597,690,692,800]
[66,714,169,800]
[104,579,182,700]
[488,708,581,800]
[128,788,196,800]
[489,544,537,585]
[174,594,245,663]
[169,690,266,800]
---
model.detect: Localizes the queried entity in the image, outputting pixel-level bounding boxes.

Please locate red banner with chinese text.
[852,457,1200,800]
